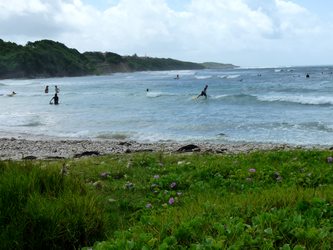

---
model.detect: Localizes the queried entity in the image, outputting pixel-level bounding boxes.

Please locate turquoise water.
[1,66,333,145]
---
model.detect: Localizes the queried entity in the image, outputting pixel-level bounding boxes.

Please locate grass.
[1,149,333,249]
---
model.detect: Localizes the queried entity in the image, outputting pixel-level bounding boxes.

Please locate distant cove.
[0,39,235,79]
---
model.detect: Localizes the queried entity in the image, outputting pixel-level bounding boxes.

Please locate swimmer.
[7,91,16,97]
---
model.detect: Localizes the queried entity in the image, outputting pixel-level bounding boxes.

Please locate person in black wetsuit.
[197,84,208,99]
[49,93,59,105]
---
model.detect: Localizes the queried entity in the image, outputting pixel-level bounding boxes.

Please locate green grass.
[1,149,333,249]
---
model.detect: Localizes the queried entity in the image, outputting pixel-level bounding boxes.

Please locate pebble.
[0,137,322,160]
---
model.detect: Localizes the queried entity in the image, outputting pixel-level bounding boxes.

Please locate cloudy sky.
[0,0,333,67]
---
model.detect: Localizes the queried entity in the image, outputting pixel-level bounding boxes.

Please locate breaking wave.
[257,94,333,106]
[212,93,333,106]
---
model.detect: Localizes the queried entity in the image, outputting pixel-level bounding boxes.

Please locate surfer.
[49,93,59,105]
[197,85,208,99]
[55,85,60,93]
[44,85,49,93]
[175,74,180,80]
[7,91,16,97]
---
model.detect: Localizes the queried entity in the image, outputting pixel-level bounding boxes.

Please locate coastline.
[0,137,326,160]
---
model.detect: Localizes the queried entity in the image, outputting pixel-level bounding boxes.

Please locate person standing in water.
[55,85,60,93]
[197,84,208,99]
[49,93,59,105]
[44,85,49,93]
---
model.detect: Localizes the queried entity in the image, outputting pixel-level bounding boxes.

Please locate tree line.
[0,39,205,79]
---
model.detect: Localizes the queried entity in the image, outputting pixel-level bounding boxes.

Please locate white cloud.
[0,0,332,66]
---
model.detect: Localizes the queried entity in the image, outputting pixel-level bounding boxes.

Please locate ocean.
[1,66,333,146]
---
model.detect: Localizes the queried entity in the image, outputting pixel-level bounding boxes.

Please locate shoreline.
[0,137,327,160]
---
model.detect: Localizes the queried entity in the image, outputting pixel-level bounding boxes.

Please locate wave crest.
[257,94,333,106]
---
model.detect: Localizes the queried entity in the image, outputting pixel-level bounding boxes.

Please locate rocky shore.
[0,137,324,160]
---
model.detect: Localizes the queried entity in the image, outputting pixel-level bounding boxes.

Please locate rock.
[177,144,201,152]
[100,172,111,179]
[119,141,131,146]
[46,156,65,160]
[216,148,227,153]
[22,155,37,160]
[124,181,134,190]
[124,148,131,153]
[136,149,153,152]
[74,151,100,158]
[93,181,103,189]
[327,156,333,163]
[112,173,124,179]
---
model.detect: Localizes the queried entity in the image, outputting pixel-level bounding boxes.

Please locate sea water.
[1,66,333,145]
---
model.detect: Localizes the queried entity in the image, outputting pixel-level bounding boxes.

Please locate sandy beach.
[0,136,323,160]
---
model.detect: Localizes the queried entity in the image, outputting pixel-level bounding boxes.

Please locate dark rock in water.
[119,141,131,146]
[74,151,100,158]
[177,144,201,152]
[23,155,37,160]
[218,133,226,136]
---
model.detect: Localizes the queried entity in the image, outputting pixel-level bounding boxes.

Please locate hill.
[83,52,205,74]
[0,39,91,79]
[201,62,236,69]
[0,39,235,79]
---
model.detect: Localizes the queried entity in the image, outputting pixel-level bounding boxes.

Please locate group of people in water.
[45,85,60,105]
[146,74,209,99]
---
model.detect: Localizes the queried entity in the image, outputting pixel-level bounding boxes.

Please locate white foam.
[146,91,176,98]
[212,94,228,99]
[194,75,212,80]
[218,74,240,79]
[257,94,333,105]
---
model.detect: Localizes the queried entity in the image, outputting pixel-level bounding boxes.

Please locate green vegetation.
[123,54,204,72]
[201,62,236,69]
[2,149,333,249]
[0,39,218,79]
[0,39,91,78]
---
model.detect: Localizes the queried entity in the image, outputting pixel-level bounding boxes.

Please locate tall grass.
[0,161,106,249]
[2,149,333,249]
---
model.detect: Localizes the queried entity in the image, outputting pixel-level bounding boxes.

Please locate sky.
[0,0,333,67]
